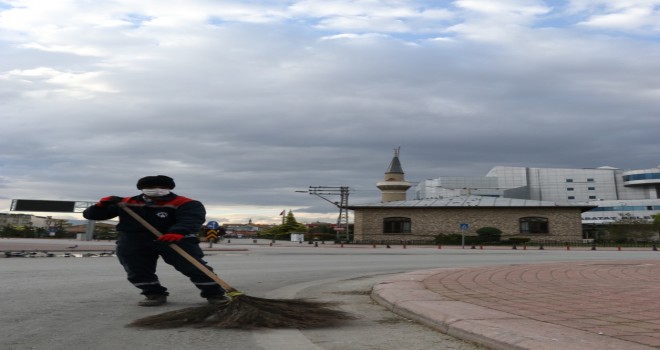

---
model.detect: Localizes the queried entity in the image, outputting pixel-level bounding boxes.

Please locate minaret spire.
[377,147,411,202]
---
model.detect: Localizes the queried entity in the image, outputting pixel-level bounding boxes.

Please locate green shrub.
[476,227,502,243]
[434,233,479,245]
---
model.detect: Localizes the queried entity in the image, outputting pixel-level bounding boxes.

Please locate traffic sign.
[207,229,218,241]
[206,221,219,230]
[460,223,469,230]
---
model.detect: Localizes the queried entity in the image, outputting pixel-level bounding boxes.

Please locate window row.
[566,187,596,191]
[566,178,595,182]
[382,217,549,234]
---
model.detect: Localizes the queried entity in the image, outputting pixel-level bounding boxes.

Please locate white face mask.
[142,188,171,197]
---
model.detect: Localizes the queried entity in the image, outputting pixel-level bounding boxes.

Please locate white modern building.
[415,165,660,224]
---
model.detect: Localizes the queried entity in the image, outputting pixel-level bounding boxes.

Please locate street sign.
[11,199,76,212]
[207,229,218,241]
[459,223,468,249]
[10,199,95,213]
[206,221,219,230]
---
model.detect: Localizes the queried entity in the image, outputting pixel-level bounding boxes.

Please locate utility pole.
[297,186,350,242]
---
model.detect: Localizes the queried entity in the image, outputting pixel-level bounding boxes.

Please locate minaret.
[377,147,411,202]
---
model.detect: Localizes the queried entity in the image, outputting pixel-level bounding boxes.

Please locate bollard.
[480,245,483,250]
[437,245,442,249]
[227,239,231,244]
[523,245,527,250]
[539,244,544,250]
[617,246,621,251]
[653,244,658,251]
[566,245,570,250]
[470,245,476,249]
[340,242,344,248]
[386,244,391,248]
[269,242,273,247]
[403,243,407,249]
[591,245,596,251]
[372,242,376,248]
[314,242,318,247]
[512,244,517,250]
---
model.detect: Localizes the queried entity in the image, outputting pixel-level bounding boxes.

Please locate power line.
[296,186,350,242]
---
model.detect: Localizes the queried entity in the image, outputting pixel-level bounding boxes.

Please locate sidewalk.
[372,260,660,350]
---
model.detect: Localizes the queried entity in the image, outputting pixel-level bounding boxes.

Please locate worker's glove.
[157,233,185,242]
[97,196,122,207]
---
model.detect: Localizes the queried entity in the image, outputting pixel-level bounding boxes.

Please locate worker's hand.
[157,233,184,242]
[97,196,122,207]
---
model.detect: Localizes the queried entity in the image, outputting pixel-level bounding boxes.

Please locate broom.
[118,203,355,329]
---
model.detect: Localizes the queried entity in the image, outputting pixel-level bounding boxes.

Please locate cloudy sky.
[1,0,659,224]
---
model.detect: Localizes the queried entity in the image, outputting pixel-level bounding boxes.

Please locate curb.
[371,269,654,350]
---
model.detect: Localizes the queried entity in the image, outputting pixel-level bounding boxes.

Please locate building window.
[568,196,575,200]
[567,187,574,191]
[566,179,573,183]
[589,196,597,199]
[587,178,594,182]
[383,217,411,234]
[520,217,549,234]
[588,187,595,190]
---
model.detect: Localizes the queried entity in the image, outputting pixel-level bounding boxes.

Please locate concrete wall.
[353,207,584,242]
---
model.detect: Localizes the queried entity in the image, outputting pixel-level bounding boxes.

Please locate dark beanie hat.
[136,175,176,190]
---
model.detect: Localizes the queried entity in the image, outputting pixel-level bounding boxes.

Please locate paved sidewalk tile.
[374,261,660,349]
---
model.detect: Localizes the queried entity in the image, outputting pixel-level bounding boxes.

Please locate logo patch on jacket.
[156,212,168,218]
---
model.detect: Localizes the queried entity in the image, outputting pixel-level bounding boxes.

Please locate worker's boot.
[138,294,167,306]
[206,294,232,305]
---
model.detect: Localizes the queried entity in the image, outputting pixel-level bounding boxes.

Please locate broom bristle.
[129,295,355,329]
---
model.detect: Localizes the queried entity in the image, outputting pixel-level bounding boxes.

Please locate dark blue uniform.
[83,193,225,298]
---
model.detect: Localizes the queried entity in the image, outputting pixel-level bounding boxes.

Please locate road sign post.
[10,199,96,241]
[205,221,220,247]
[460,223,469,249]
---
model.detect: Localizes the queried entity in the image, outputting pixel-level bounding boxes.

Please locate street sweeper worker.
[83,175,231,307]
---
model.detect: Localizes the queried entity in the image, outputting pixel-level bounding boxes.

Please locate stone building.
[349,150,595,243]
[350,196,594,243]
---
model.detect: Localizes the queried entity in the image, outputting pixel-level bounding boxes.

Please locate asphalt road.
[2,240,658,350]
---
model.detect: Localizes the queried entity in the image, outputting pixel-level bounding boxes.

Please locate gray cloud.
[1,1,659,223]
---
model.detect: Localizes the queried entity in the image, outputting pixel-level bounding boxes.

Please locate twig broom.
[118,203,355,329]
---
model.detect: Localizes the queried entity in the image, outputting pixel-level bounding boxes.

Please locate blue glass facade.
[623,173,660,181]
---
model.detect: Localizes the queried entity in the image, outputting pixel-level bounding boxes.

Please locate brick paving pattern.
[423,260,660,348]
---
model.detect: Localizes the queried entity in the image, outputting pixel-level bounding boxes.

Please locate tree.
[653,214,660,230]
[261,210,308,239]
[605,213,657,243]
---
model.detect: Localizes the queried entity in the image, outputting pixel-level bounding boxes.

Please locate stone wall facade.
[353,207,584,242]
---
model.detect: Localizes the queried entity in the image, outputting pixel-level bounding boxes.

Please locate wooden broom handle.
[118,202,236,292]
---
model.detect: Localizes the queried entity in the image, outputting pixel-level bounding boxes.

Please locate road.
[2,240,658,350]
